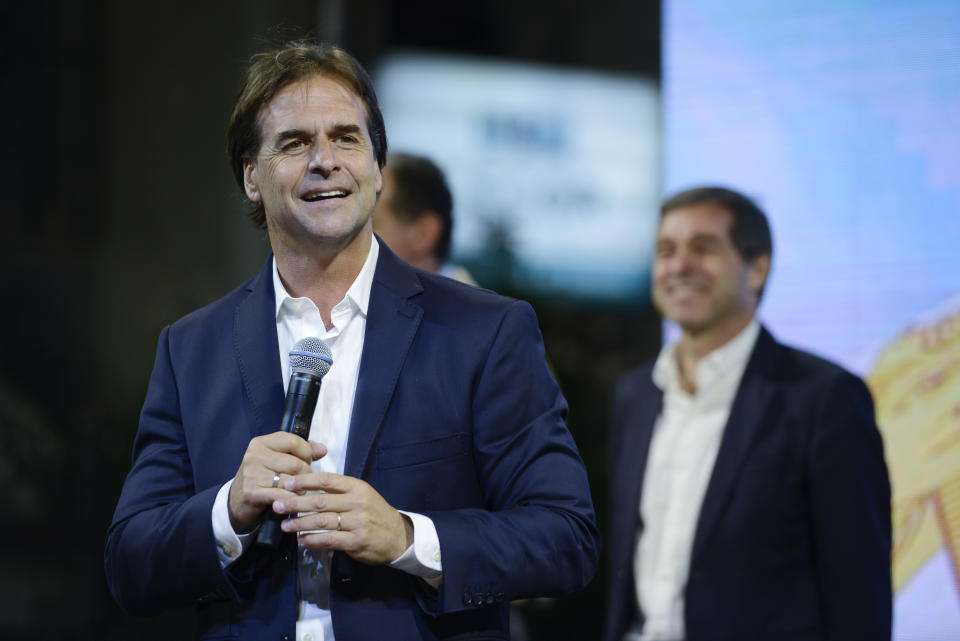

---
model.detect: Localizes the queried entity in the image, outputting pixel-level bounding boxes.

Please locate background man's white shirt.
[629,320,760,641]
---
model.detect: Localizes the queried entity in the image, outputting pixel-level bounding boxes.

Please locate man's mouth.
[302,190,348,202]
[663,279,710,299]
[671,284,706,296]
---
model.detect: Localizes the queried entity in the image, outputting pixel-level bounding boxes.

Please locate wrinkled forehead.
[258,73,370,134]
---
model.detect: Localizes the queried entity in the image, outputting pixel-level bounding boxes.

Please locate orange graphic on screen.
[868,302,960,594]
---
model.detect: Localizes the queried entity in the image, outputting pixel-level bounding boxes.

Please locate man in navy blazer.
[603,187,890,641]
[105,41,598,641]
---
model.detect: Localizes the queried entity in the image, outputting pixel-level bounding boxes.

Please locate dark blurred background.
[0,1,662,639]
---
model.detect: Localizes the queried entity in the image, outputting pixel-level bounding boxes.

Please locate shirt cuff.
[390,510,443,588]
[212,479,256,567]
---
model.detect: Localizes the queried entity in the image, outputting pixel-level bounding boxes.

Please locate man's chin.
[297,217,371,244]
[269,224,371,258]
[662,303,707,325]
[666,310,713,334]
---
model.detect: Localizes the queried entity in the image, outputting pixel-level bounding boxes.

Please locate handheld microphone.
[256,336,333,549]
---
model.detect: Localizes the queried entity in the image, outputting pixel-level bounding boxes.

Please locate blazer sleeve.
[808,371,892,641]
[104,326,244,616]
[424,300,600,615]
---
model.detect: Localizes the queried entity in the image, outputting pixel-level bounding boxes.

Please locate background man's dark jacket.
[604,328,891,641]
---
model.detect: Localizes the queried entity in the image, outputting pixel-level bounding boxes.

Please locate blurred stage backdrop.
[663,1,960,638]
[1,0,957,639]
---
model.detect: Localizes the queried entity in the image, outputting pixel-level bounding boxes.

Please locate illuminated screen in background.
[375,55,659,305]
[663,1,960,637]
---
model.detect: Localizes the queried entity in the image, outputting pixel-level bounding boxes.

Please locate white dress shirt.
[210,239,441,641]
[629,319,760,641]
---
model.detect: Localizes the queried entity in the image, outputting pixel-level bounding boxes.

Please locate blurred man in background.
[604,187,891,641]
[373,152,477,285]
[375,151,542,641]
[105,40,598,641]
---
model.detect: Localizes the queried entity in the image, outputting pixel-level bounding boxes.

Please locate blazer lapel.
[690,328,780,565]
[234,255,285,438]
[623,375,663,531]
[343,240,424,478]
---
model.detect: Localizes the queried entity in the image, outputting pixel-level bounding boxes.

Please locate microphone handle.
[255,372,322,549]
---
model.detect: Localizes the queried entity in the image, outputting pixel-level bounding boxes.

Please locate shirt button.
[304,634,313,641]
[433,550,441,562]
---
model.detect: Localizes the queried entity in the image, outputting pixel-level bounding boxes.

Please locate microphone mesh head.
[289,337,333,378]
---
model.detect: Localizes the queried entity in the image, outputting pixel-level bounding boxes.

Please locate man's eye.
[283,140,305,151]
[692,243,717,255]
[337,135,358,144]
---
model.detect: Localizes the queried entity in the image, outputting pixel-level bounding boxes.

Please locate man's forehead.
[658,203,734,238]
[259,74,367,130]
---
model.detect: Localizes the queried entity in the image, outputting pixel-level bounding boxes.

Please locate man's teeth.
[304,191,347,201]
[672,284,704,295]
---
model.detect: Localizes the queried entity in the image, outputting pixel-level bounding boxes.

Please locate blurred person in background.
[373,152,477,286]
[375,150,547,641]
[105,40,598,641]
[603,186,891,641]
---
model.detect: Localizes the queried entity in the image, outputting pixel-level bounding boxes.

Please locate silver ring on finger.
[271,471,281,488]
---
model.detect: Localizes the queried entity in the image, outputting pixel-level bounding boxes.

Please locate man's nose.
[664,249,697,274]
[307,140,338,175]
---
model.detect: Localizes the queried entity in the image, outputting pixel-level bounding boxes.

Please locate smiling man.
[603,187,891,641]
[105,41,598,641]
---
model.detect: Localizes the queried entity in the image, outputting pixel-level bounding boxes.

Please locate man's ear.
[748,254,771,298]
[243,157,261,203]
[412,210,443,256]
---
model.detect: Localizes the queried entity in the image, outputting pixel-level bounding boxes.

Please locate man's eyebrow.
[690,233,723,244]
[274,124,362,139]
[274,128,309,141]
[330,123,363,135]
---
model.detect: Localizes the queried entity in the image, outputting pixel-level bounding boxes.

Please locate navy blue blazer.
[603,328,891,641]
[105,240,599,640]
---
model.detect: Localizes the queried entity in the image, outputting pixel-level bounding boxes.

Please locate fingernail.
[284,478,296,490]
[274,499,285,513]
[281,519,291,532]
